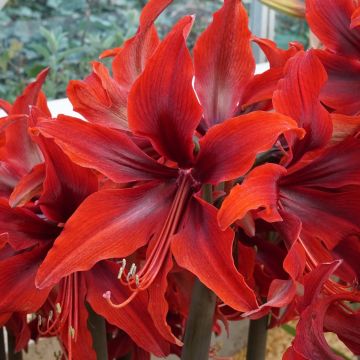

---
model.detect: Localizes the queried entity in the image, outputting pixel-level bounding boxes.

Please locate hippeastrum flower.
[69,0,300,135]
[306,0,360,115]
[67,0,173,130]
[218,50,360,315]
[0,105,172,359]
[284,261,360,360]
[33,14,303,342]
[0,69,49,198]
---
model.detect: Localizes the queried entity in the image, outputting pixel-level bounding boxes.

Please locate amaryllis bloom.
[284,261,360,359]
[33,12,302,343]
[68,0,302,135]
[306,0,360,115]
[218,50,360,315]
[0,97,172,358]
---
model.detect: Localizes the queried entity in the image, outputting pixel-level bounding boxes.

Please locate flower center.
[104,170,196,308]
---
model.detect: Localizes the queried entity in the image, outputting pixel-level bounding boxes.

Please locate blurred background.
[0,0,308,102]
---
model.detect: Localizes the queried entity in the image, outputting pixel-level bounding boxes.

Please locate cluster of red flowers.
[0,0,359,359]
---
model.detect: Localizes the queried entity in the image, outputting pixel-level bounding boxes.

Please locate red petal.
[0,244,52,313]
[86,261,171,357]
[280,185,360,250]
[0,99,12,114]
[273,51,332,160]
[218,164,286,231]
[67,62,128,130]
[193,111,302,185]
[112,0,173,89]
[0,198,58,250]
[147,253,181,346]
[35,116,176,183]
[193,0,255,129]
[30,110,98,223]
[171,197,258,312]
[283,136,360,188]
[128,16,202,167]
[11,68,49,115]
[252,38,303,68]
[36,182,177,289]
[306,0,360,58]
[9,163,45,207]
[315,50,360,116]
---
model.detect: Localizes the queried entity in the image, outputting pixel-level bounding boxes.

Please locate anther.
[135,274,140,288]
[127,263,137,281]
[48,310,53,321]
[38,315,42,327]
[69,326,75,339]
[55,303,62,314]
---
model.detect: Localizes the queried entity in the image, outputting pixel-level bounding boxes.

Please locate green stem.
[7,330,23,360]
[87,305,108,360]
[181,184,216,360]
[0,328,5,360]
[181,279,217,360]
[246,315,269,360]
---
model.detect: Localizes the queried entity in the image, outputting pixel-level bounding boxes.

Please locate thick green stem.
[181,279,217,360]
[87,305,108,360]
[0,328,5,360]
[181,184,216,360]
[7,330,22,360]
[246,315,269,360]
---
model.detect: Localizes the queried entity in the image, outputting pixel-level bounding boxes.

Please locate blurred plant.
[260,0,305,17]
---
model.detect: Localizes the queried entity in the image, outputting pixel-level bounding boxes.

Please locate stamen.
[38,315,42,327]
[135,275,140,288]
[48,310,53,321]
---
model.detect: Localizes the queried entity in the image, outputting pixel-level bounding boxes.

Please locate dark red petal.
[9,163,45,207]
[112,0,173,89]
[315,50,360,116]
[306,0,360,58]
[86,261,170,357]
[193,0,255,129]
[273,51,332,160]
[283,136,360,188]
[128,16,202,167]
[171,196,258,312]
[280,185,360,250]
[0,198,58,250]
[35,116,176,183]
[148,254,181,345]
[218,164,286,231]
[30,109,98,223]
[194,112,302,185]
[11,68,49,115]
[0,244,52,313]
[36,182,177,289]
[67,62,128,130]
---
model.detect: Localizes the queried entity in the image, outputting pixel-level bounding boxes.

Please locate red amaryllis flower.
[33,14,302,344]
[0,104,172,359]
[69,0,301,135]
[284,261,360,360]
[305,0,360,115]
[218,50,360,314]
